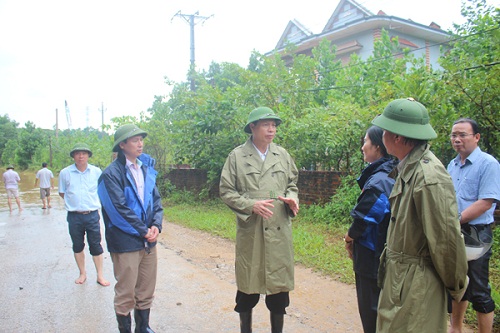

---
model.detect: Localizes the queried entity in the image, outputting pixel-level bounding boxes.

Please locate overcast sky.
[0,0,498,130]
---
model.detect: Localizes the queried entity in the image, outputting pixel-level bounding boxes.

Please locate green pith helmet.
[371,98,437,140]
[6,164,14,170]
[70,143,93,158]
[244,107,282,134]
[112,124,148,152]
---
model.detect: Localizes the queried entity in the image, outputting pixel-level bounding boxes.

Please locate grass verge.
[164,198,355,284]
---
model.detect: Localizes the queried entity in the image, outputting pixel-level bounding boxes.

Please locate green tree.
[439,0,500,158]
[15,122,46,169]
[38,128,113,172]
[1,139,18,167]
[0,114,19,165]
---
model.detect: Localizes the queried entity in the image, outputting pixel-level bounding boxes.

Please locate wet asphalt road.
[1,173,358,333]
[0,175,243,333]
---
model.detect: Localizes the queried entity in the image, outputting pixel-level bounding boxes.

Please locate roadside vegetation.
[0,1,498,176]
[164,188,500,330]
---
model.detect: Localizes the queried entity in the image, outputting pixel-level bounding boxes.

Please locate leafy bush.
[299,174,359,228]
[163,189,197,205]
[156,176,176,198]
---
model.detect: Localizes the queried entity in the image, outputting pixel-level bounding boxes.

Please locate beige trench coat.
[219,138,299,295]
[377,144,468,333]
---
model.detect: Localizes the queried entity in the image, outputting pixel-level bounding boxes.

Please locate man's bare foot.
[75,274,87,284]
[48,205,52,208]
[97,277,110,287]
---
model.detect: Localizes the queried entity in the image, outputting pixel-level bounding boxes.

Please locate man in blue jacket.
[98,124,163,333]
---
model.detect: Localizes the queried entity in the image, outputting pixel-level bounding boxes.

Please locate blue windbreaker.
[98,152,163,253]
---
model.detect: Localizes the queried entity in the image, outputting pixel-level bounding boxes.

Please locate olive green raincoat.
[220,138,299,295]
[377,144,468,333]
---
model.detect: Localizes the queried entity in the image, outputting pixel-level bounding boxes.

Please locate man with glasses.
[448,118,500,333]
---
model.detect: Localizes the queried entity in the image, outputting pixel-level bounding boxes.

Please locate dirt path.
[160,223,363,332]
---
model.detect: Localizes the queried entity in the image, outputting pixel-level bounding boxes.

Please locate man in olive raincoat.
[372,98,469,333]
[220,107,299,333]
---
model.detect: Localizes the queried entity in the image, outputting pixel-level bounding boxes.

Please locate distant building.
[268,0,450,69]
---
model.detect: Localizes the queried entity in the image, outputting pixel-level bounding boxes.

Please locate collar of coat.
[116,151,156,168]
[241,137,283,171]
[390,144,431,183]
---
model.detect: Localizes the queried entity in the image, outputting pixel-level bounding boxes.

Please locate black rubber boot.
[270,312,284,333]
[239,310,252,333]
[134,308,155,333]
[116,313,132,333]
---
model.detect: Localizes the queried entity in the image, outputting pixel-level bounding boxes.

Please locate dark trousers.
[234,290,290,314]
[462,224,495,313]
[355,273,379,333]
[67,210,103,255]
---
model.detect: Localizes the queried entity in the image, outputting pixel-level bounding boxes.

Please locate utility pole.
[49,135,53,167]
[100,102,106,131]
[172,11,213,91]
[64,100,72,130]
[55,108,59,138]
[86,106,90,129]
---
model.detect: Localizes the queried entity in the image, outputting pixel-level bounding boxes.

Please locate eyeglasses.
[450,133,475,139]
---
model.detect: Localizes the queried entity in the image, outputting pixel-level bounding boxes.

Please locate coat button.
[265,227,268,231]
[277,227,281,230]
[391,217,396,222]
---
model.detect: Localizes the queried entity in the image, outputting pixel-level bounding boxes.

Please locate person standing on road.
[344,126,397,333]
[98,124,163,333]
[371,98,469,332]
[447,118,500,333]
[3,164,22,212]
[220,107,299,333]
[58,143,110,287]
[34,162,54,209]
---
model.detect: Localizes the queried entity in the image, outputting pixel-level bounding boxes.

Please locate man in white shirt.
[59,143,109,287]
[3,164,22,212]
[34,162,54,209]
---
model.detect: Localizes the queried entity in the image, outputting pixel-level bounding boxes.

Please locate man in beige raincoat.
[220,107,299,333]
[371,98,469,333]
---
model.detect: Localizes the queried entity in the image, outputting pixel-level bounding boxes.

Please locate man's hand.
[253,199,275,219]
[344,234,354,260]
[345,241,353,259]
[278,196,299,216]
[145,226,159,242]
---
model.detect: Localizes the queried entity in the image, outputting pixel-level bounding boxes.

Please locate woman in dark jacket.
[344,126,397,333]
